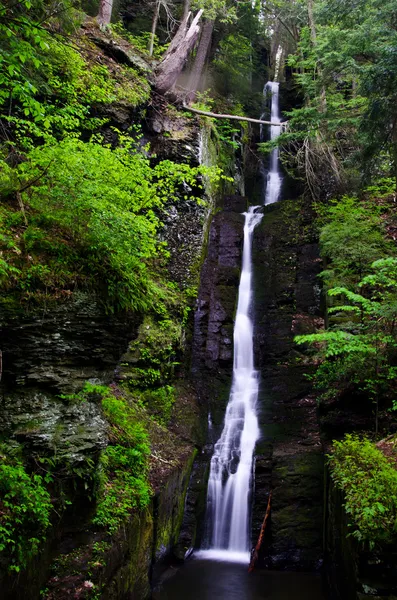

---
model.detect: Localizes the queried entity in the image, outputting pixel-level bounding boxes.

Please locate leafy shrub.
[329,435,397,547]
[1,136,220,311]
[84,386,152,533]
[318,196,391,287]
[92,445,151,534]
[295,193,397,427]
[0,447,52,571]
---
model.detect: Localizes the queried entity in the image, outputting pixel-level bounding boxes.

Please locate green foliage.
[191,0,237,23]
[296,258,397,405]
[213,34,254,103]
[111,23,168,60]
[329,435,397,547]
[0,136,221,311]
[0,1,150,148]
[318,196,391,287]
[128,313,183,386]
[0,445,52,572]
[137,385,176,425]
[281,0,397,192]
[93,445,151,533]
[85,385,152,533]
[295,193,397,420]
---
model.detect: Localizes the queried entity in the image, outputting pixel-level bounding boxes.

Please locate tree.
[97,0,113,23]
[154,9,203,94]
[277,0,397,195]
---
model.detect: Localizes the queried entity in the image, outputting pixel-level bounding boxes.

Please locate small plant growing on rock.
[0,444,52,571]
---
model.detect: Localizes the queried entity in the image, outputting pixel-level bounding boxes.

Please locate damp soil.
[152,555,326,600]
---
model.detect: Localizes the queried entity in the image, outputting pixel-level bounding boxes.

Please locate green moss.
[154,450,197,557]
[329,434,397,547]
[114,66,151,106]
[137,385,175,426]
[65,385,153,534]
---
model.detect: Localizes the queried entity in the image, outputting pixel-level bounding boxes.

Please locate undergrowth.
[329,434,397,548]
[78,385,152,533]
[0,445,52,572]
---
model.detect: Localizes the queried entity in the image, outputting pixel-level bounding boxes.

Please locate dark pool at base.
[153,556,326,600]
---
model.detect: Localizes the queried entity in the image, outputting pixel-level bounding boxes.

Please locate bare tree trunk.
[392,118,397,195]
[186,19,214,103]
[270,21,281,79]
[155,9,203,94]
[182,0,190,21]
[307,0,317,42]
[149,0,160,57]
[307,0,326,112]
[97,0,113,24]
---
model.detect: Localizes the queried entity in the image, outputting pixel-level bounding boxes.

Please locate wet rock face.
[0,293,137,472]
[191,195,245,428]
[252,201,324,571]
[0,294,140,393]
[160,199,211,287]
[191,196,324,570]
[0,389,108,462]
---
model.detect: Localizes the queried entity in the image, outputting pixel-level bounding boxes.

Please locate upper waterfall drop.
[263,81,282,205]
[199,206,262,564]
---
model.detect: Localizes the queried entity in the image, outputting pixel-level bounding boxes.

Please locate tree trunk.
[186,19,214,103]
[307,0,326,112]
[182,0,190,21]
[97,0,113,24]
[392,117,397,195]
[149,0,160,57]
[155,9,203,94]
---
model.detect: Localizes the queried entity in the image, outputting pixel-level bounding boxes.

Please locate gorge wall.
[187,194,324,568]
[0,105,217,598]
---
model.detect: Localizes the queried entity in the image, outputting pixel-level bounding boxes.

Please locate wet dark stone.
[191,198,245,430]
[0,293,140,393]
[189,195,324,572]
[251,201,324,571]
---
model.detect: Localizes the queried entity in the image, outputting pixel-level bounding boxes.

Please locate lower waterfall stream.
[198,206,262,562]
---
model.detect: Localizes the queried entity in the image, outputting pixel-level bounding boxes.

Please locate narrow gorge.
[2,1,397,599]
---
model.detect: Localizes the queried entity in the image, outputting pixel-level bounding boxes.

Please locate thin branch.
[17,160,53,194]
[260,4,298,43]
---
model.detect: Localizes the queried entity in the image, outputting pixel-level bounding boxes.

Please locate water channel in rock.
[152,84,324,599]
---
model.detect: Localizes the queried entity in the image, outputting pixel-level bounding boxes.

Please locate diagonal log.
[183,105,286,128]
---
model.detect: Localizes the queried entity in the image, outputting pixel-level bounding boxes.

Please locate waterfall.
[199,206,262,563]
[263,81,282,205]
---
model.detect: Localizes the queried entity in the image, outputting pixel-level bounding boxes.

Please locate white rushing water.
[263,81,282,205]
[199,206,263,563]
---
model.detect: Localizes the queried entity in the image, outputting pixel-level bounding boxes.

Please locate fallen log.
[248,490,272,573]
[182,105,286,128]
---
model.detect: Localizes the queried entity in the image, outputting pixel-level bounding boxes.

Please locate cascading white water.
[199,206,262,564]
[264,81,282,205]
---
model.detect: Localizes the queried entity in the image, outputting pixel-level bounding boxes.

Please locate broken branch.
[248,490,272,573]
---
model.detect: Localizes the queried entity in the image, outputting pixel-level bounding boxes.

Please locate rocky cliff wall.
[252,200,324,571]
[0,114,221,598]
[325,475,397,600]
[186,195,324,568]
